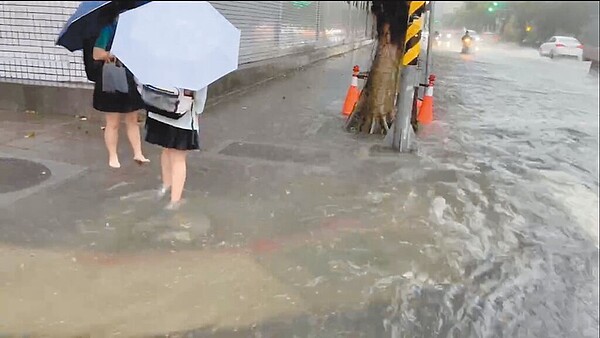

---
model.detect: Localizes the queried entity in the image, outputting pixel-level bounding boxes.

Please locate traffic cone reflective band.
[418,74,435,124]
[416,98,423,110]
[342,65,361,116]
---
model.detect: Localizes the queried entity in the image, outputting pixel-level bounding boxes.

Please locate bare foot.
[109,157,121,169]
[134,156,151,165]
[165,199,186,211]
[156,185,170,200]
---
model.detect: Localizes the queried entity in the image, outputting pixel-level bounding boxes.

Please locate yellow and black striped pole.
[403,1,426,66]
[391,1,428,152]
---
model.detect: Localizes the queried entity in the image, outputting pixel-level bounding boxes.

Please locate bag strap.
[190,94,196,131]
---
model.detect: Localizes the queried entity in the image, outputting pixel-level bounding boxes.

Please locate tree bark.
[345,2,408,135]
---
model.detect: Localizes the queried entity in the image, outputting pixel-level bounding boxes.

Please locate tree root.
[382,115,390,133]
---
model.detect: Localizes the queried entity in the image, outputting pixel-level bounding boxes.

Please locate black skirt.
[145,117,200,151]
[93,67,144,113]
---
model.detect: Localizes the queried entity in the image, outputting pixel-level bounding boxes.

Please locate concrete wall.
[0,1,374,115]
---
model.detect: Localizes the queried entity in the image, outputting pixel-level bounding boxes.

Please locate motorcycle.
[461,37,472,54]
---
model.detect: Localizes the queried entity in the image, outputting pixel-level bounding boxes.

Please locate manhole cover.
[0,158,51,193]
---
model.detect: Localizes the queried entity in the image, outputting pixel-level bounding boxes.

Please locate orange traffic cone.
[418,74,435,124]
[416,98,423,111]
[342,65,361,116]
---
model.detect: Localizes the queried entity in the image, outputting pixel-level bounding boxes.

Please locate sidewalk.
[0,46,441,336]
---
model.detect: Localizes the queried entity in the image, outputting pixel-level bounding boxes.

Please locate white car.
[539,36,584,60]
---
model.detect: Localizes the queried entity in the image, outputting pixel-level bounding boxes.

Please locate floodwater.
[0,43,598,337]
[392,43,600,337]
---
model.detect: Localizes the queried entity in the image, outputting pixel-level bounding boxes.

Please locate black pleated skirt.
[144,117,200,151]
[93,67,144,113]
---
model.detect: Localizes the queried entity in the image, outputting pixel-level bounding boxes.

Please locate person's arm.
[192,87,208,115]
[93,26,115,62]
[93,47,114,62]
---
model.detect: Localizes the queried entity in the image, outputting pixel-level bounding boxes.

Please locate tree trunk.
[345,3,407,135]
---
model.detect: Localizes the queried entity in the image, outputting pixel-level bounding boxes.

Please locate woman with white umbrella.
[108,1,240,209]
[143,86,207,210]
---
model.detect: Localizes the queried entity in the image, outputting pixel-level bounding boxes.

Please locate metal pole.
[388,66,417,152]
[385,0,425,152]
[275,1,283,48]
[315,2,321,42]
[424,2,435,83]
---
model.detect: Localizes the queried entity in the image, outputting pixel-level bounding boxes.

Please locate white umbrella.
[110,1,241,90]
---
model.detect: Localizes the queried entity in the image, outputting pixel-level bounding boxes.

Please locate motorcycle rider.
[461,30,471,43]
[461,30,472,53]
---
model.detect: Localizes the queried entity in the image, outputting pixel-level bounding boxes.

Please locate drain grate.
[0,157,51,193]
[219,142,331,164]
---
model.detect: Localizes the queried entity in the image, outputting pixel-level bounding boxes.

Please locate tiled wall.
[0,1,87,85]
[0,1,372,88]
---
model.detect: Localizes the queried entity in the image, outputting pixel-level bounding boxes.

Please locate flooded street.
[0,43,598,337]
[388,44,600,337]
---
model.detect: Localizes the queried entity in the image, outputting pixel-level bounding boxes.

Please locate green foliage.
[443,1,497,31]
[446,1,599,45]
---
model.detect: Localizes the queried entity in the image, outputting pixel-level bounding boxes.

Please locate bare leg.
[161,148,172,189]
[169,149,187,203]
[124,111,149,164]
[104,113,121,168]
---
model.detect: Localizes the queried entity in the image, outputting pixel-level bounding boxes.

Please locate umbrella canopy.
[56,1,149,52]
[110,1,241,90]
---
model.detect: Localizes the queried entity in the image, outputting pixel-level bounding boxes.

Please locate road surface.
[0,43,598,337]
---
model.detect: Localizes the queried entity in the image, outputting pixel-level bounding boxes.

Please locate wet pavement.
[0,43,598,337]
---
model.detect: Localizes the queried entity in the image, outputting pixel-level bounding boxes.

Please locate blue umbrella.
[56,1,149,52]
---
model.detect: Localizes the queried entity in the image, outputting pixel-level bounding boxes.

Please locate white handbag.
[141,85,193,120]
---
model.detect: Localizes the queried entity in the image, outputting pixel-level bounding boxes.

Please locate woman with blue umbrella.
[57,1,150,169]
